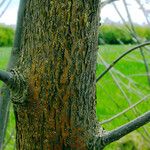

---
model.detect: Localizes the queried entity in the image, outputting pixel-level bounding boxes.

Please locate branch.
[135,0,150,25]
[100,94,150,125]
[13,0,27,52]
[122,0,150,86]
[100,111,150,148]
[0,70,26,97]
[0,0,12,18]
[2,129,15,150]
[101,0,118,8]
[96,41,150,82]
[0,70,13,86]
[8,0,27,68]
[0,0,27,148]
[0,0,6,8]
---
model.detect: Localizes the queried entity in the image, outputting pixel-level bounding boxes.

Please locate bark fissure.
[13,0,101,149]
[1,0,150,149]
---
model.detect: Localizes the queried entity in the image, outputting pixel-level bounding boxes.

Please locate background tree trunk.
[0,1,26,148]
[13,0,100,149]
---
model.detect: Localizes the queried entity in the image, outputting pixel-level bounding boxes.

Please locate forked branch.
[97,111,150,149]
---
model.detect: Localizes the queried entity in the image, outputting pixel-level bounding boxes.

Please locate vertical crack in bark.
[14,0,101,149]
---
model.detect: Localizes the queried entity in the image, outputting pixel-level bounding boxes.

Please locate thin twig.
[122,0,150,86]
[0,0,6,8]
[112,67,149,93]
[96,41,150,82]
[101,0,118,8]
[0,0,12,18]
[135,0,150,25]
[98,53,133,105]
[100,94,150,125]
[101,111,150,147]
[97,82,131,122]
[112,3,134,34]
[98,54,150,140]
[2,129,15,150]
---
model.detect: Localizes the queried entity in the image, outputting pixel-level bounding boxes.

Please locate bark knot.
[10,69,27,104]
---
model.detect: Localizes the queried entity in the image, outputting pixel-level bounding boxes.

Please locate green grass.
[0,47,15,150]
[96,45,150,124]
[96,45,150,149]
[0,45,150,149]
[0,47,11,70]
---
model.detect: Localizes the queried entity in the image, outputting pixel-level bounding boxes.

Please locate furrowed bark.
[13,0,101,149]
[0,0,27,149]
[1,0,150,149]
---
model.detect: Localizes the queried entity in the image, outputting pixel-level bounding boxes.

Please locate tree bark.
[1,1,150,149]
[0,1,27,148]
[13,0,100,149]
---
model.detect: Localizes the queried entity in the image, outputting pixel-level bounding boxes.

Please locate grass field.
[96,45,150,149]
[0,45,150,150]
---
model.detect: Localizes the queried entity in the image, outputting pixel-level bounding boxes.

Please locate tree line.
[0,25,14,47]
[1,24,150,47]
[99,24,150,45]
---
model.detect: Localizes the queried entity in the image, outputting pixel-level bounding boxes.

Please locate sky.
[101,0,150,24]
[0,0,149,25]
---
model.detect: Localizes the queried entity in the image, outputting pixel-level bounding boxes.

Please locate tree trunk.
[13,0,100,149]
[1,0,150,149]
[0,1,26,148]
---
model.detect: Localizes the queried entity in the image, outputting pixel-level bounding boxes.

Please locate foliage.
[0,25,14,47]
[1,23,150,46]
[98,24,150,45]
